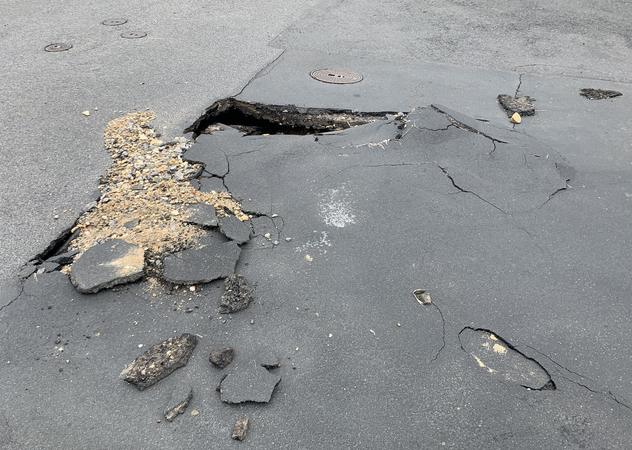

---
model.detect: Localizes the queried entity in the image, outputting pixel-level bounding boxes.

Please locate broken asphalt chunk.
[184,203,219,228]
[70,239,144,294]
[579,88,623,100]
[209,347,234,369]
[161,232,240,285]
[164,386,193,422]
[458,327,555,391]
[413,289,432,305]
[219,214,252,244]
[257,348,280,369]
[231,416,250,441]
[46,249,78,265]
[219,274,254,314]
[120,333,197,391]
[497,94,535,116]
[219,362,281,404]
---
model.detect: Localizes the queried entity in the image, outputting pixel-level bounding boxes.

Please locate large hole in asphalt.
[185,98,397,137]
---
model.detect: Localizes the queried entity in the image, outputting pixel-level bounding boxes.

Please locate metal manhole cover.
[44,43,72,52]
[121,31,147,39]
[310,68,363,84]
[101,18,128,26]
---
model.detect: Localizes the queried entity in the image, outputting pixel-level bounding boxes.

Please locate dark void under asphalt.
[1,102,632,449]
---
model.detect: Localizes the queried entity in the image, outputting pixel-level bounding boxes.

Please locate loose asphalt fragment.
[120,333,197,391]
[458,328,556,391]
[219,274,254,314]
[164,386,193,422]
[209,347,235,369]
[70,239,145,294]
[412,289,432,305]
[218,361,281,404]
[257,348,280,369]
[219,214,252,244]
[579,88,623,100]
[161,232,240,285]
[184,203,219,228]
[231,416,250,441]
[497,94,535,116]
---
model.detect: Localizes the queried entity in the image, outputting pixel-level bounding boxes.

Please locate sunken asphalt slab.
[3,1,632,448]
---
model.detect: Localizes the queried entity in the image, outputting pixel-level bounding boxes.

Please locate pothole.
[458,327,556,391]
[185,98,395,137]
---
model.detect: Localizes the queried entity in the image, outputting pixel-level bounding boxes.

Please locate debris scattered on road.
[304,254,313,262]
[164,387,193,422]
[219,214,252,244]
[219,362,281,404]
[579,88,623,100]
[70,239,144,293]
[209,347,235,369]
[162,233,241,285]
[510,112,522,124]
[219,275,254,314]
[120,333,197,390]
[69,112,247,273]
[413,289,432,305]
[82,111,91,117]
[190,409,199,417]
[497,94,535,116]
[458,327,556,391]
[231,416,250,441]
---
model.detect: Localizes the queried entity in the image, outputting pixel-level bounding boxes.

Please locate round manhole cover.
[310,68,363,84]
[44,43,72,52]
[121,31,147,39]
[101,18,128,26]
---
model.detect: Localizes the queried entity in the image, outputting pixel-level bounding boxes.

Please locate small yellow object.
[82,110,91,116]
[510,112,521,124]
[190,409,199,417]
[304,254,313,262]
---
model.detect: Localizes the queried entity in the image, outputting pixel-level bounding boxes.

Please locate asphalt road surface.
[1,1,632,448]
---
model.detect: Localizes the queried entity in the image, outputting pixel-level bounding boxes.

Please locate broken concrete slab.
[580,88,623,100]
[120,334,197,391]
[219,274,254,314]
[219,362,281,404]
[497,94,535,116]
[164,386,193,422]
[231,416,250,441]
[219,214,251,244]
[458,327,555,391]
[184,203,218,228]
[69,239,145,294]
[209,347,234,369]
[161,232,240,285]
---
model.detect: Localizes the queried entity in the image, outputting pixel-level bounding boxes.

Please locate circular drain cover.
[310,68,363,84]
[121,31,147,39]
[101,18,128,26]
[44,43,72,52]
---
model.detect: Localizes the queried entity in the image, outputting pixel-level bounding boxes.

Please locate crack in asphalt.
[514,73,524,97]
[431,105,508,145]
[0,282,25,314]
[523,344,632,412]
[437,165,508,214]
[430,302,446,361]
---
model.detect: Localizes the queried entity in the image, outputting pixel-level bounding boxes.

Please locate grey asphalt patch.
[161,232,241,285]
[219,362,281,404]
[183,204,219,228]
[218,215,252,244]
[70,239,145,293]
